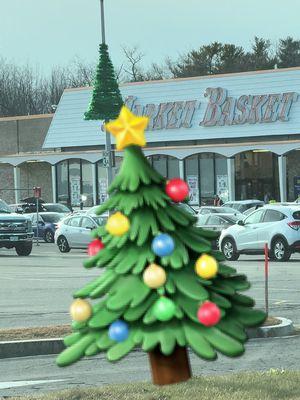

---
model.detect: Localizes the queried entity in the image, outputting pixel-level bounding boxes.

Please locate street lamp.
[99,0,113,187]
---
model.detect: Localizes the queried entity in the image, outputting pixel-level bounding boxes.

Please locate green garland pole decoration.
[84,43,123,122]
[57,106,266,386]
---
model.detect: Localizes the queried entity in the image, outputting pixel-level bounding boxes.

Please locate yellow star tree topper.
[105,106,148,150]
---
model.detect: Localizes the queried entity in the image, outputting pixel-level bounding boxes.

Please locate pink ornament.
[165,178,189,202]
[87,239,104,256]
[197,301,221,327]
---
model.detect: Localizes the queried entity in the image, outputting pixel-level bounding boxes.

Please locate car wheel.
[57,236,70,253]
[271,237,291,261]
[15,242,33,256]
[44,230,54,243]
[221,238,239,261]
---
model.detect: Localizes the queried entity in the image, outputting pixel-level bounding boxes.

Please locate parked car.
[219,204,300,261]
[198,206,243,218]
[29,212,63,243]
[243,204,265,216]
[42,203,72,215]
[86,202,197,218]
[9,203,28,214]
[222,200,264,214]
[9,202,45,214]
[0,199,33,256]
[198,213,240,248]
[55,214,107,252]
[177,202,197,216]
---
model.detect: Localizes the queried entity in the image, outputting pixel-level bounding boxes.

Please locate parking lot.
[1,242,300,329]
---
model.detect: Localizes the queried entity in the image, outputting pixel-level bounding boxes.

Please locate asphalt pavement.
[1,242,300,328]
[0,335,300,396]
[0,242,300,397]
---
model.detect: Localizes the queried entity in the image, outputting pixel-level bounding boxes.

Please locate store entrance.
[235,151,279,201]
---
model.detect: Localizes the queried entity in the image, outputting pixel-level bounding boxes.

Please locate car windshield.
[177,203,196,215]
[0,200,12,213]
[41,214,62,223]
[87,206,100,215]
[219,207,239,214]
[222,215,240,223]
[44,204,70,213]
[92,216,107,226]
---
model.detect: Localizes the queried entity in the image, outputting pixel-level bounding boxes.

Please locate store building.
[1,67,300,207]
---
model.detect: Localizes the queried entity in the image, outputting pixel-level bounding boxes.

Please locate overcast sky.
[1,0,300,74]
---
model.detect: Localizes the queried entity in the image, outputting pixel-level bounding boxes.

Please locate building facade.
[1,67,300,207]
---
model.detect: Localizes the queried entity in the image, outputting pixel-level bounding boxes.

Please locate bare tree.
[122,45,145,82]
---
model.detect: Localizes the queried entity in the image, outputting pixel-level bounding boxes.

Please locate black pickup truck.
[0,199,34,256]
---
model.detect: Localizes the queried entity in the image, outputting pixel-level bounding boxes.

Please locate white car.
[219,205,300,261]
[223,200,264,214]
[55,214,107,252]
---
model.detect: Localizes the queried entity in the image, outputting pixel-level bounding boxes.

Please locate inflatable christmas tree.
[56,106,266,385]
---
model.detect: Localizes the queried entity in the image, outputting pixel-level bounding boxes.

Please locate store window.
[69,160,81,207]
[235,151,279,201]
[184,153,228,206]
[147,155,180,179]
[82,161,93,207]
[56,159,94,208]
[200,154,214,204]
[96,156,122,204]
[286,150,300,201]
[56,161,69,205]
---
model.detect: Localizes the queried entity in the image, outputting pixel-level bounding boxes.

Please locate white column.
[179,160,184,179]
[13,166,21,203]
[51,165,57,203]
[227,158,235,201]
[92,163,97,206]
[278,155,287,202]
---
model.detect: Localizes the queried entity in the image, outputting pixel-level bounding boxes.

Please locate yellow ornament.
[106,211,130,236]
[105,106,148,150]
[143,263,167,289]
[195,254,218,279]
[70,299,92,322]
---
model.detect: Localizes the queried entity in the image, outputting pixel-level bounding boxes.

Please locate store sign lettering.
[125,88,298,130]
[125,96,199,130]
[201,88,298,126]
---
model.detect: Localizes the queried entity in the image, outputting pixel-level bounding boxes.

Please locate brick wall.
[0,164,14,204]
[0,162,52,204]
[0,114,53,155]
[19,162,53,202]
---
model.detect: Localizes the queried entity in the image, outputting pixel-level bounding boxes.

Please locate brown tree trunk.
[148,346,192,385]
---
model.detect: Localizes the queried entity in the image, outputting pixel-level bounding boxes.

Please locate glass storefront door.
[184,153,228,206]
[235,151,279,201]
[56,159,93,208]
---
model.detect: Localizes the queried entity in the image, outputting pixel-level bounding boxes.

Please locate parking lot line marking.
[0,277,60,282]
[0,379,66,389]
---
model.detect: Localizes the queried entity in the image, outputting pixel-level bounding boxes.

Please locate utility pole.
[100,0,113,188]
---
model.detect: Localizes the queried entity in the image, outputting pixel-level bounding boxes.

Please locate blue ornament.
[152,234,175,257]
[108,320,129,342]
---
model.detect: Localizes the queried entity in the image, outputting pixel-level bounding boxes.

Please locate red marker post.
[264,243,269,315]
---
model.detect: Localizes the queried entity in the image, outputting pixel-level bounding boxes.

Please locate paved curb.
[0,318,296,359]
[0,338,64,359]
[247,317,294,339]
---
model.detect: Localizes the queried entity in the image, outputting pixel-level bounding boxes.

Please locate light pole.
[100,0,113,188]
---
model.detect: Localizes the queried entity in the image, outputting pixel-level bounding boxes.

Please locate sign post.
[264,243,269,315]
[33,187,41,246]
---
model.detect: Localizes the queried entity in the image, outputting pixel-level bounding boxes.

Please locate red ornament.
[197,301,221,327]
[87,239,104,256]
[165,178,189,202]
